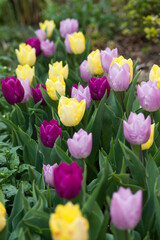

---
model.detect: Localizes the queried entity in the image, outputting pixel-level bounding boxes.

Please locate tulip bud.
[19,78,31,102]
[39,20,56,38]
[49,61,68,79]
[0,202,6,232]
[43,163,58,188]
[71,84,91,109]
[87,49,104,75]
[89,76,110,100]
[141,124,155,150]
[26,36,41,56]
[80,60,91,82]
[16,64,35,84]
[15,43,36,66]
[100,47,118,73]
[60,18,79,38]
[46,75,66,101]
[149,64,160,90]
[32,83,46,105]
[41,39,55,58]
[35,29,46,42]
[68,32,85,54]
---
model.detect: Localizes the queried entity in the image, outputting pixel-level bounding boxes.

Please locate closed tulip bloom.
[19,78,31,102]
[68,32,85,54]
[71,84,91,109]
[67,129,92,159]
[80,60,91,82]
[15,43,36,66]
[54,162,83,199]
[35,29,46,42]
[149,64,160,90]
[100,47,118,73]
[41,39,55,58]
[108,63,130,92]
[26,36,41,56]
[39,20,56,38]
[64,34,73,54]
[110,187,142,230]
[0,202,6,232]
[49,61,69,79]
[1,76,24,105]
[60,18,79,38]
[89,76,110,100]
[49,202,89,240]
[137,80,160,112]
[87,49,104,75]
[58,96,86,127]
[141,124,155,150]
[40,119,62,148]
[32,83,46,105]
[16,64,35,84]
[123,112,151,145]
[43,163,57,188]
[46,75,66,101]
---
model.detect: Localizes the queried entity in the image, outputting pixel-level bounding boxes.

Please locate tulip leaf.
[40,86,58,109]
[54,143,72,164]
[154,176,160,239]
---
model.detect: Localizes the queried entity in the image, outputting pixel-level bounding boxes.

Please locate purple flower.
[60,18,79,38]
[67,129,92,159]
[137,80,160,112]
[19,78,31,102]
[110,187,142,230]
[35,29,46,42]
[40,39,55,57]
[43,163,57,188]
[80,60,91,82]
[89,76,110,100]
[32,83,46,105]
[64,35,73,54]
[71,84,91,109]
[100,47,118,73]
[1,76,24,105]
[123,112,151,145]
[26,37,41,56]
[54,162,83,199]
[40,119,62,148]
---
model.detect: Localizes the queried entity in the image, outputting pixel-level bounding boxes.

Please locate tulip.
[0,202,6,232]
[68,32,85,54]
[1,76,24,105]
[40,39,55,58]
[46,75,66,101]
[35,29,46,42]
[71,84,91,109]
[39,20,56,38]
[58,96,86,127]
[110,187,142,230]
[60,18,79,38]
[87,49,104,75]
[149,64,160,90]
[16,64,35,84]
[40,119,62,148]
[67,129,92,159]
[89,76,110,100]
[123,112,151,145]
[49,202,89,240]
[19,78,31,102]
[32,83,46,105]
[49,61,68,79]
[43,163,58,188]
[141,124,155,150]
[137,80,160,112]
[80,60,91,82]
[54,162,83,199]
[26,36,41,56]
[100,47,118,73]
[64,34,73,54]
[15,43,36,66]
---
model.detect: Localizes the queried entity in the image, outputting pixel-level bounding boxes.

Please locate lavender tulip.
[26,37,41,56]
[67,129,92,159]
[43,163,57,188]
[123,112,151,145]
[110,187,142,230]
[89,76,110,100]
[137,80,160,112]
[54,162,83,199]
[60,18,79,38]
[35,29,46,42]
[100,47,118,73]
[64,35,73,54]
[19,78,31,102]
[80,60,91,82]
[41,39,55,57]
[32,83,46,105]
[71,84,91,109]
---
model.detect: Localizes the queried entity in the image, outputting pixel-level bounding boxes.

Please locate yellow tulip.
[46,75,66,101]
[16,64,35,84]
[0,202,6,232]
[87,49,104,75]
[39,20,56,38]
[49,61,69,79]
[149,64,160,90]
[141,124,155,150]
[58,96,86,126]
[49,202,89,240]
[15,43,36,66]
[68,32,85,54]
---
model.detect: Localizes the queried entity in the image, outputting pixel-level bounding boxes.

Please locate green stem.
[120,91,125,113]
[140,145,145,166]
[124,230,129,240]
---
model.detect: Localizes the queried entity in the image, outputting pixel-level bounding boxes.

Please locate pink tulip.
[100,47,118,73]
[71,84,91,109]
[43,163,57,188]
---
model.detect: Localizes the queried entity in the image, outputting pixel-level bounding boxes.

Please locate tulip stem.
[124,230,129,240]
[140,146,145,165]
[120,92,125,113]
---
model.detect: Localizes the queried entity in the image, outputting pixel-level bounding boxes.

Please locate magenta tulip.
[26,36,41,56]
[89,76,110,100]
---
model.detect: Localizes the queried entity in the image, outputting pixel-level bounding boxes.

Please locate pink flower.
[19,78,31,102]
[60,18,79,38]
[35,29,46,42]
[71,84,91,109]
[64,34,73,54]
[80,60,91,82]
[100,47,118,72]
[41,39,55,57]
[43,163,57,188]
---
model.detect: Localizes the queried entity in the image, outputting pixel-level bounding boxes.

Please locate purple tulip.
[71,84,91,109]
[43,163,57,188]
[60,18,79,38]
[137,80,160,112]
[64,34,73,54]
[110,187,142,230]
[54,162,83,199]
[100,47,118,73]
[89,76,110,100]
[40,119,62,148]
[67,129,92,159]
[123,112,151,145]
[108,63,130,92]
[32,83,46,105]
[26,37,41,56]
[19,78,31,102]
[40,39,55,57]
[80,60,91,82]
[1,76,24,105]
[35,29,46,42]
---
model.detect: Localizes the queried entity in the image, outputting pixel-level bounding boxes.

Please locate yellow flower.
[111,56,133,82]
[87,49,104,75]
[15,43,36,66]
[46,75,66,101]
[141,124,155,150]
[68,32,85,54]
[49,202,89,240]
[49,61,69,79]
[39,20,56,38]
[0,202,6,232]
[149,64,160,90]
[58,96,86,126]
[16,64,35,84]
